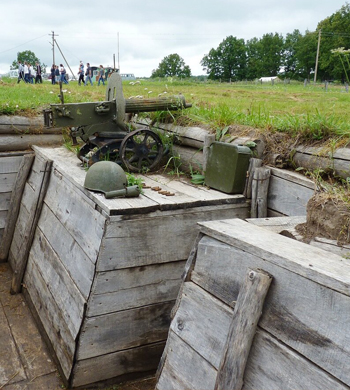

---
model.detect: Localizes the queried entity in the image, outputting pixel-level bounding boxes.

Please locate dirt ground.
[0,262,156,390]
[296,192,350,245]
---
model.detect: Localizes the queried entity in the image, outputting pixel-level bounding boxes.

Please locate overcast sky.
[0,1,347,77]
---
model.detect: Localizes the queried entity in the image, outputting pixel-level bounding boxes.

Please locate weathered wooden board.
[72,341,165,388]
[44,168,106,262]
[192,222,350,385]
[247,216,306,233]
[0,172,17,193]
[23,259,75,380]
[77,301,174,360]
[29,228,86,339]
[37,204,95,299]
[0,192,11,210]
[157,281,349,390]
[87,261,185,317]
[156,331,217,390]
[0,155,24,173]
[310,237,350,257]
[0,210,7,229]
[267,167,314,216]
[98,204,248,271]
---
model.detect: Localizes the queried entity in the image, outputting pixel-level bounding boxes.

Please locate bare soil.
[296,192,350,244]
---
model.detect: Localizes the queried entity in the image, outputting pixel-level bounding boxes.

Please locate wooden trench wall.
[156,218,350,390]
[0,146,250,388]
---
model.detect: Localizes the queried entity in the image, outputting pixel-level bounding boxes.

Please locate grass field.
[1,76,350,142]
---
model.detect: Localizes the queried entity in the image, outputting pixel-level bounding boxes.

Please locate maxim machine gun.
[44,73,192,172]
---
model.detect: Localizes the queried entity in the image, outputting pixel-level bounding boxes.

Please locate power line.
[0,34,47,55]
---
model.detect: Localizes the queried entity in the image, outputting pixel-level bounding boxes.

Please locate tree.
[151,54,191,78]
[201,36,247,81]
[11,50,47,73]
[283,29,303,79]
[256,33,285,77]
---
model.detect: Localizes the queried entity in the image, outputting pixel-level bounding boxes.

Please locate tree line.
[152,3,350,82]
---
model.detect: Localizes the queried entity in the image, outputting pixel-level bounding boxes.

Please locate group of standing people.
[50,64,69,85]
[17,61,42,84]
[77,61,106,86]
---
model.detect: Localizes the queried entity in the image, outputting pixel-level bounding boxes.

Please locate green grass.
[1,76,350,142]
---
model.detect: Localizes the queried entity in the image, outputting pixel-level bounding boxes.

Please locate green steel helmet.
[84,161,127,193]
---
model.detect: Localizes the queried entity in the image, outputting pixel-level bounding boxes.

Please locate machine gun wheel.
[120,129,164,172]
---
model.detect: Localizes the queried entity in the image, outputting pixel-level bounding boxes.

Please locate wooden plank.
[98,205,249,271]
[247,216,306,233]
[191,230,350,385]
[198,219,350,295]
[251,167,271,218]
[0,154,35,261]
[23,259,75,380]
[72,342,165,388]
[87,261,185,317]
[0,155,24,173]
[0,210,7,229]
[170,282,233,369]
[27,228,86,339]
[11,159,52,294]
[156,331,217,390]
[0,172,17,193]
[215,269,272,390]
[44,168,106,262]
[269,166,315,189]
[157,283,350,390]
[267,174,313,216]
[310,237,350,257]
[37,204,95,299]
[243,329,350,390]
[0,192,11,211]
[33,146,160,215]
[77,301,174,360]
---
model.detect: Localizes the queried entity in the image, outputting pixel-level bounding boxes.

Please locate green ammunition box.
[205,142,252,194]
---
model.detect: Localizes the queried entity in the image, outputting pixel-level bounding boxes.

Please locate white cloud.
[0,0,347,76]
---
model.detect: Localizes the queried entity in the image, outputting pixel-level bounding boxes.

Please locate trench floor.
[0,262,156,390]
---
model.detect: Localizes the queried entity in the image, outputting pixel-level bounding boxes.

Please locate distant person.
[78,61,84,85]
[17,62,24,83]
[29,64,35,84]
[84,63,93,86]
[35,62,42,84]
[97,65,105,86]
[23,62,30,83]
[50,64,56,84]
[55,65,60,84]
[59,64,68,84]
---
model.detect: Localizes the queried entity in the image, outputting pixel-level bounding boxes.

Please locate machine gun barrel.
[125,95,191,113]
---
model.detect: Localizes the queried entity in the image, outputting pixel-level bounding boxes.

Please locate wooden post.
[243,158,262,199]
[214,268,273,390]
[10,159,53,294]
[251,167,271,218]
[0,154,35,261]
[202,134,215,174]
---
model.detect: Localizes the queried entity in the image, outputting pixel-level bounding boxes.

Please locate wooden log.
[243,158,262,199]
[292,146,350,180]
[0,153,35,261]
[0,134,63,152]
[251,167,271,218]
[172,144,203,173]
[11,159,53,294]
[0,115,62,134]
[215,268,272,390]
[203,134,216,173]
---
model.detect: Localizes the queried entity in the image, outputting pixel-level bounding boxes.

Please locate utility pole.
[117,32,120,72]
[49,31,58,65]
[314,29,321,84]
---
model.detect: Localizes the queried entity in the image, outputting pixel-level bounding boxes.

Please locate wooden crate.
[157,218,350,390]
[9,146,249,388]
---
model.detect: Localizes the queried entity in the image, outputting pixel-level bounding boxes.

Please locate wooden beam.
[214,268,272,390]
[251,167,271,218]
[10,159,53,294]
[0,153,35,261]
[243,158,262,199]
